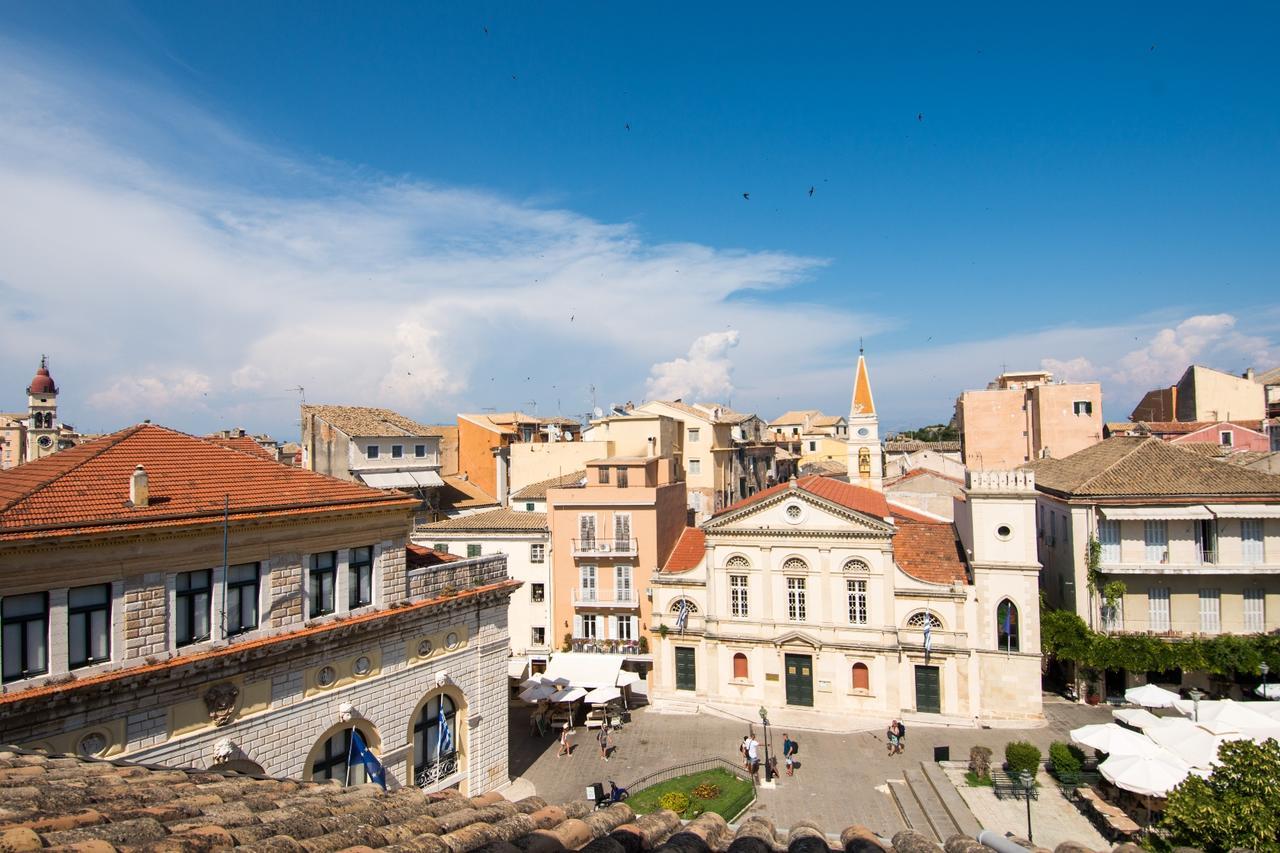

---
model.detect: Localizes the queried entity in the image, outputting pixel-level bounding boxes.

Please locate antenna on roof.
[859,337,864,355]
[286,386,306,404]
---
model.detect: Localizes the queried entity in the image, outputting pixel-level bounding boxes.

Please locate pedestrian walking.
[745,735,760,781]
[885,720,899,756]
[558,722,572,757]
[598,722,611,761]
[782,733,797,776]
[894,720,906,755]
[739,735,750,771]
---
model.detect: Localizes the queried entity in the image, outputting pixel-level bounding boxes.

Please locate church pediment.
[704,486,893,536]
[771,630,822,649]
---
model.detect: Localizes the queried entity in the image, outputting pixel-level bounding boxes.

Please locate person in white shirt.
[745,736,760,780]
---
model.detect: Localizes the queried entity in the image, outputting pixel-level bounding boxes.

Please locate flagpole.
[345,727,356,787]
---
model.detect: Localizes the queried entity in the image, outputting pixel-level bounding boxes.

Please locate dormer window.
[1220,431,1233,447]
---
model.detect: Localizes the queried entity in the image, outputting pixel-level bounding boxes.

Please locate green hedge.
[1049,741,1085,777]
[1041,606,1280,675]
[1005,741,1041,776]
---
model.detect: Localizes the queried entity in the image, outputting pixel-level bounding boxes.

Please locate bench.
[991,768,1038,801]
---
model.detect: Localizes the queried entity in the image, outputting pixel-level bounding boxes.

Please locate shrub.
[657,791,690,814]
[638,636,650,654]
[1161,738,1280,853]
[1004,741,1041,777]
[692,783,721,800]
[968,746,993,779]
[562,632,573,652]
[1049,742,1084,777]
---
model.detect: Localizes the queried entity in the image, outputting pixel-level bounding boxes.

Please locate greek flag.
[438,716,454,757]
[675,600,690,635]
[349,729,387,789]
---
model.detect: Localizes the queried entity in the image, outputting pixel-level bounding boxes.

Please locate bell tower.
[846,348,882,490]
[25,356,59,462]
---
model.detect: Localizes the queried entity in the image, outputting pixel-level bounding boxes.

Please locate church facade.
[1,357,81,469]
[649,356,1044,724]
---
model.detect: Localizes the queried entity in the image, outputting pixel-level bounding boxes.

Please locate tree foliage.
[1160,738,1280,853]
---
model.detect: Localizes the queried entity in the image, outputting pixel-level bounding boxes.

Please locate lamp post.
[758,706,772,783]
[1020,770,1034,843]
[1189,687,1205,722]
[1261,662,1270,698]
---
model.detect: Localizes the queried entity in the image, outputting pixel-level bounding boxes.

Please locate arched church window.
[781,557,808,573]
[905,611,943,629]
[414,692,459,787]
[858,447,871,474]
[997,599,1020,653]
[670,598,698,614]
[851,662,870,691]
[732,653,748,679]
[725,555,750,569]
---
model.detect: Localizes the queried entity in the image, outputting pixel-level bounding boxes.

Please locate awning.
[541,653,625,689]
[507,658,530,679]
[359,470,446,489]
[1207,504,1280,519]
[616,671,642,688]
[551,687,588,704]
[1100,506,1211,520]
[584,686,622,704]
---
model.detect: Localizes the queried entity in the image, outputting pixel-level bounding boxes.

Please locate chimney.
[130,464,149,507]
[492,446,510,507]
[1245,368,1255,381]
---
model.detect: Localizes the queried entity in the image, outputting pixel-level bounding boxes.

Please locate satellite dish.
[593,407,604,418]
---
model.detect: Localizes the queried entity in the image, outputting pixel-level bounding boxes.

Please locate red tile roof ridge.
[710,474,890,520]
[0,425,143,515]
[662,527,706,573]
[0,578,520,706]
[887,501,952,523]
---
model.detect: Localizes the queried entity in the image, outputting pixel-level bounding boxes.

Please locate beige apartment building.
[955,370,1103,469]
[637,400,752,520]
[1030,437,1280,692]
[0,424,518,793]
[1131,364,1266,423]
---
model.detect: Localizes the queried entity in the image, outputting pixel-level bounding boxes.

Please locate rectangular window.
[1101,597,1124,633]
[787,577,807,622]
[730,575,749,618]
[466,544,481,558]
[598,467,610,484]
[391,444,403,458]
[530,543,545,563]
[1073,400,1093,416]
[579,565,597,601]
[1220,431,1233,447]
[525,502,535,511]
[616,615,634,641]
[2,592,48,682]
[809,441,816,452]
[580,613,598,639]
[1244,589,1265,632]
[615,565,633,602]
[1242,519,1265,563]
[847,578,868,624]
[579,514,597,549]
[348,546,374,609]
[689,459,701,475]
[1199,588,1221,633]
[1144,520,1168,563]
[521,427,535,442]
[176,570,213,646]
[531,626,546,646]
[1099,519,1120,563]
[688,428,700,442]
[530,583,545,603]
[617,467,629,488]
[433,542,448,553]
[309,553,336,618]
[68,584,111,669]
[1196,519,1218,564]
[226,563,260,636]
[366,445,379,459]
[415,444,426,457]
[1148,587,1171,632]
[614,513,632,550]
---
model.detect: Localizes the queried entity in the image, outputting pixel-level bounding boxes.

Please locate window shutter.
[573,615,582,638]
[630,616,638,639]
[608,615,617,639]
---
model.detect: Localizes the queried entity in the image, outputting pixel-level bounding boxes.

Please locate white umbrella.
[1070,723,1165,757]
[519,684,557,703]
[551,686,588,704]
[1146,724,1243,769]
[1113,708,1163,729]
[584,685,622,704]
[1256,684,1280,700]
[616,671,642,687]
[520,676,548,690]
[1099,750,1192,797]
[1125,683,1180,708]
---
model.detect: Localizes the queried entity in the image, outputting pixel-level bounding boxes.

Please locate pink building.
[955,370,1103,468]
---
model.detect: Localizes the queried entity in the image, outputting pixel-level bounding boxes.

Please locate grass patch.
[627,768,754,821]
[965,771,994,787]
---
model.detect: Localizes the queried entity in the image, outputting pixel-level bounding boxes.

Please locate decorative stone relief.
[212,737,236,764]
[435,670,451,688]
[203,683,240,727]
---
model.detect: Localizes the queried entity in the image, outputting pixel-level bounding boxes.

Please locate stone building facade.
[0,424,517,793]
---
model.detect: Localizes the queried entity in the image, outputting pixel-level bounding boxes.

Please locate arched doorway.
[410,688,464,790]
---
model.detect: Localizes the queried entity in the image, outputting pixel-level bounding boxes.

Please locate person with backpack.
[558,722,572,757]
[782,733,798,776]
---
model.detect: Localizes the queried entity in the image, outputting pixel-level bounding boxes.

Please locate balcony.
[569,638,643,655]
[573,588,638,608]
[573,538,638,557]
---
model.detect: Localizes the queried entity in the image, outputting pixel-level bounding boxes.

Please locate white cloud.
[89,368,213,414]
[645,331,740,402]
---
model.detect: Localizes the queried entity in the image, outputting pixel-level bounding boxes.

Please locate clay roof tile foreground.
[891,518,970,585]
[510,470,587,500]
[0,746,1126,853]
[0,424,416,541]
[417,507,548,533]
[662,527,706,573]
[301,404,442,437]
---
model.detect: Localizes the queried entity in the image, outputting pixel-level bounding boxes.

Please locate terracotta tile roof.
[892,518,970,585]
[0,746,975,853]
[1025,436,1280,498]
[0,425,417,542]
[459,413,580,435]
[417,508,548,533]
[406,543,461,568]
[440,475,499,509]
[648,400,752,424]
[204,435,279,461]
[662,527,706,573]
[510,470,586,500]
[883,440,961,453]
[769,409,821,426]
[301,404,439,437]
[714,475,891,521]
[800,458,848,477]
[885,468,965,487]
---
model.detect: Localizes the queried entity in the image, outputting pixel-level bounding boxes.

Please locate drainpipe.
[977,831,1031,853]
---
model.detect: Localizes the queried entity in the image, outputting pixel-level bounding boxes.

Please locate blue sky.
[0,2,1276,438]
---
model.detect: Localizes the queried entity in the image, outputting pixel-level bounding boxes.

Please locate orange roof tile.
[893,519,969,585]
[204,434,278,460]
[0,424,416,541]
[662,527,706,573]
[714,475,891,521]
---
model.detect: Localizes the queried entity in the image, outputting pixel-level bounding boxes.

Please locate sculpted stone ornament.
[338,702,357,723]
[212,737,236,764]
[435,670,451,689]
[203,683,240,726]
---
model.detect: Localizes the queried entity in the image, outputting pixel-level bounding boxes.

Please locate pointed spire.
[851,353,875,417]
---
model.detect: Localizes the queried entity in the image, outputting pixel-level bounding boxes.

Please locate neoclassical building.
[0,424,516,792]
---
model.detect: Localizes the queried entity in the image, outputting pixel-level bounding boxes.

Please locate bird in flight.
[484,26,489,34]
[570,314,575,322]
[808,186,815,197]
[917,113,923,122]
[625,122,631,131]
[742,192,750,201]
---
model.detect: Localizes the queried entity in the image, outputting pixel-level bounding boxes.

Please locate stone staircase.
[889,762,984,843]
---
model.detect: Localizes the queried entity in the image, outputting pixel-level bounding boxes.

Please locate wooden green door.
[674,646,696,691]
[784,654,814,706]
[914,665,941,714]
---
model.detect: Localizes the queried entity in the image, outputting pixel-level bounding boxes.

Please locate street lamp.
[1189,687,1205,722]
[758,706,772,782]
[1261,662,1270,698]
[1019,771,1034,843]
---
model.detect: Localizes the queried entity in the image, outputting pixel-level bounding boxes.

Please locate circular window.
[78,732,108,757]
[316,666,337,688]
[445,632,460,650]
[418,639,434,657]
[784,504,804,524]
[996,525,1012,541]
[353,656,372,676]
